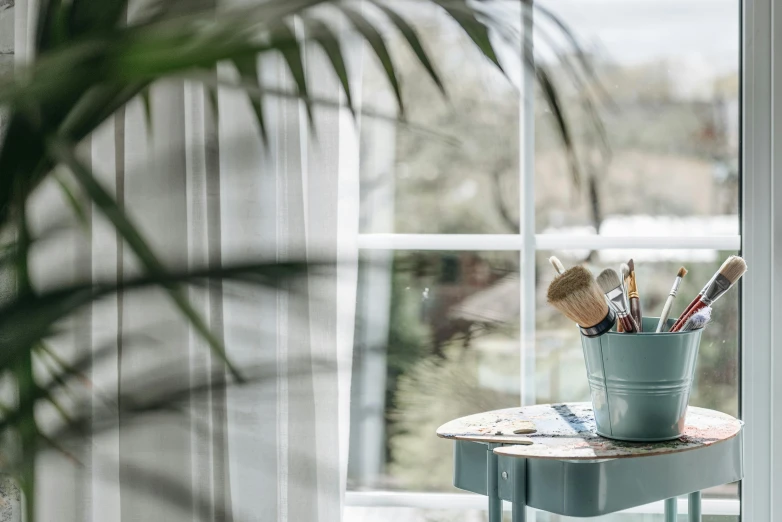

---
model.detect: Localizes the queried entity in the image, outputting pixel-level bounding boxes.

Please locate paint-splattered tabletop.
[437,402,742,460]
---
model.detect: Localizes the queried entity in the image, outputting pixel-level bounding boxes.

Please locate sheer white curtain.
[13,1,360,520]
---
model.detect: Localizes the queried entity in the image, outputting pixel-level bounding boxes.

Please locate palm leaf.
[431,0,503,72]
[54,173,90,228]
[231,58,270,142]
[0,1,606,512]
[338,4,405,114]
[0,257,314,373]
[186,71,461,145]
[536,64,579,187]
[48,139,245,381]
[271,22,314,125]
[68,0,129,40]
[370,1,445,94]
[532,3,614,106]
[302,15,355,114]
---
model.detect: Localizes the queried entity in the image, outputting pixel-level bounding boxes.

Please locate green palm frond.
[0,0,606,516]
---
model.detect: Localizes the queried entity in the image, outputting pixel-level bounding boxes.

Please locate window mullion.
[356,234,741,252]
[520,0,536,407]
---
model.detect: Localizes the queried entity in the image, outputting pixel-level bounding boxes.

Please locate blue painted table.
[437,402,743,521]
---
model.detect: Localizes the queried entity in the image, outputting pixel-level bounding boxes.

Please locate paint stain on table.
[437,402,741,460]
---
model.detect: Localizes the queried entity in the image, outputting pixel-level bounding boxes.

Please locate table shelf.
[438,402,743,521]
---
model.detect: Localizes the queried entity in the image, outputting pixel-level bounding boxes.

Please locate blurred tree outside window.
[348,0,741,514]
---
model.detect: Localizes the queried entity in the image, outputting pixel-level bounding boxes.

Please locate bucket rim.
[601,316,705,337]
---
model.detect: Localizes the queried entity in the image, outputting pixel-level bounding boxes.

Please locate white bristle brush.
[681,307,712,332]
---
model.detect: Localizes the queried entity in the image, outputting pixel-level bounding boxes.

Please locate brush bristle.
[719,256,747,284]
[596,268,622,295]
[678,266,687,278]
[628,259,635,272]
[547,266,593,302]
[684,307,712,330]
[620,263,630,279]
[547,266,608,327]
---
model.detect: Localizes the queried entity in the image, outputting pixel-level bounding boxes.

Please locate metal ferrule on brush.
[668,276,683,297]
[579,307,616,338]
[605,286,632,318]
[698,276,714,295]
[702,273,733,304]
[627,277,639,299]
[655,276,684,332]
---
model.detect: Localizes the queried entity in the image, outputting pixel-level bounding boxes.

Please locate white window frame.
[347,0,781,517]
[741,0,780,519]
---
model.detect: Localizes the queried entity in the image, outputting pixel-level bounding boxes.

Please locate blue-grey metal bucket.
[580,317,703,441]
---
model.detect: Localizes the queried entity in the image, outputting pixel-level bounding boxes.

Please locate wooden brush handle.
[671,300,707,333]
[673,277,715,331]
[671,295,701,331]
[630,297,642,332]
[618,314,638,333]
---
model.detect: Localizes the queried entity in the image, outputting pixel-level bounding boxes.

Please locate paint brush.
[656,266,688,332]
[618,263,631,332]
[549,256,566,275]
[671,256,747,332]
[620,263,631,296]
[547,266,616,337]
[681,306,711,332]
[627,259,642,331]
[674,256,735,330]
[596,268,639,333]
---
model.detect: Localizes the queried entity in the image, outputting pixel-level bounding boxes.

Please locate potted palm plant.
[0,0,603,519]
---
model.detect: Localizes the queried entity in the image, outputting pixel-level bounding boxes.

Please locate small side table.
[437,402,743,522]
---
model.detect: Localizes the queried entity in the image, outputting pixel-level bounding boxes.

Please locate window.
[347,0,741,519]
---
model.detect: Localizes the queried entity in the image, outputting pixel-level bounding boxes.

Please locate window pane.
[359,4,519,234]
[534,0,739,234]
[348,250,520,491]
[350,0,743,514]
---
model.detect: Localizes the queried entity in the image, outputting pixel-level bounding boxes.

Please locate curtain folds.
[13,1,360,520]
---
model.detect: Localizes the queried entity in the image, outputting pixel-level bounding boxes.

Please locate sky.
[538,0,739,72]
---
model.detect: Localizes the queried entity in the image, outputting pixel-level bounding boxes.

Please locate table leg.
[688,491,701,522]
[665,497,677,522]
[511,458,526,522]
[487,446,501,522]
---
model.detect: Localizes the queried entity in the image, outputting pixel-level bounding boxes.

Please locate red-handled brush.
[670,256,747,333]
[672,256,735,331]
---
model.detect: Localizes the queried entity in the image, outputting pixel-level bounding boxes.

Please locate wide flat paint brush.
[596,268,639,333]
